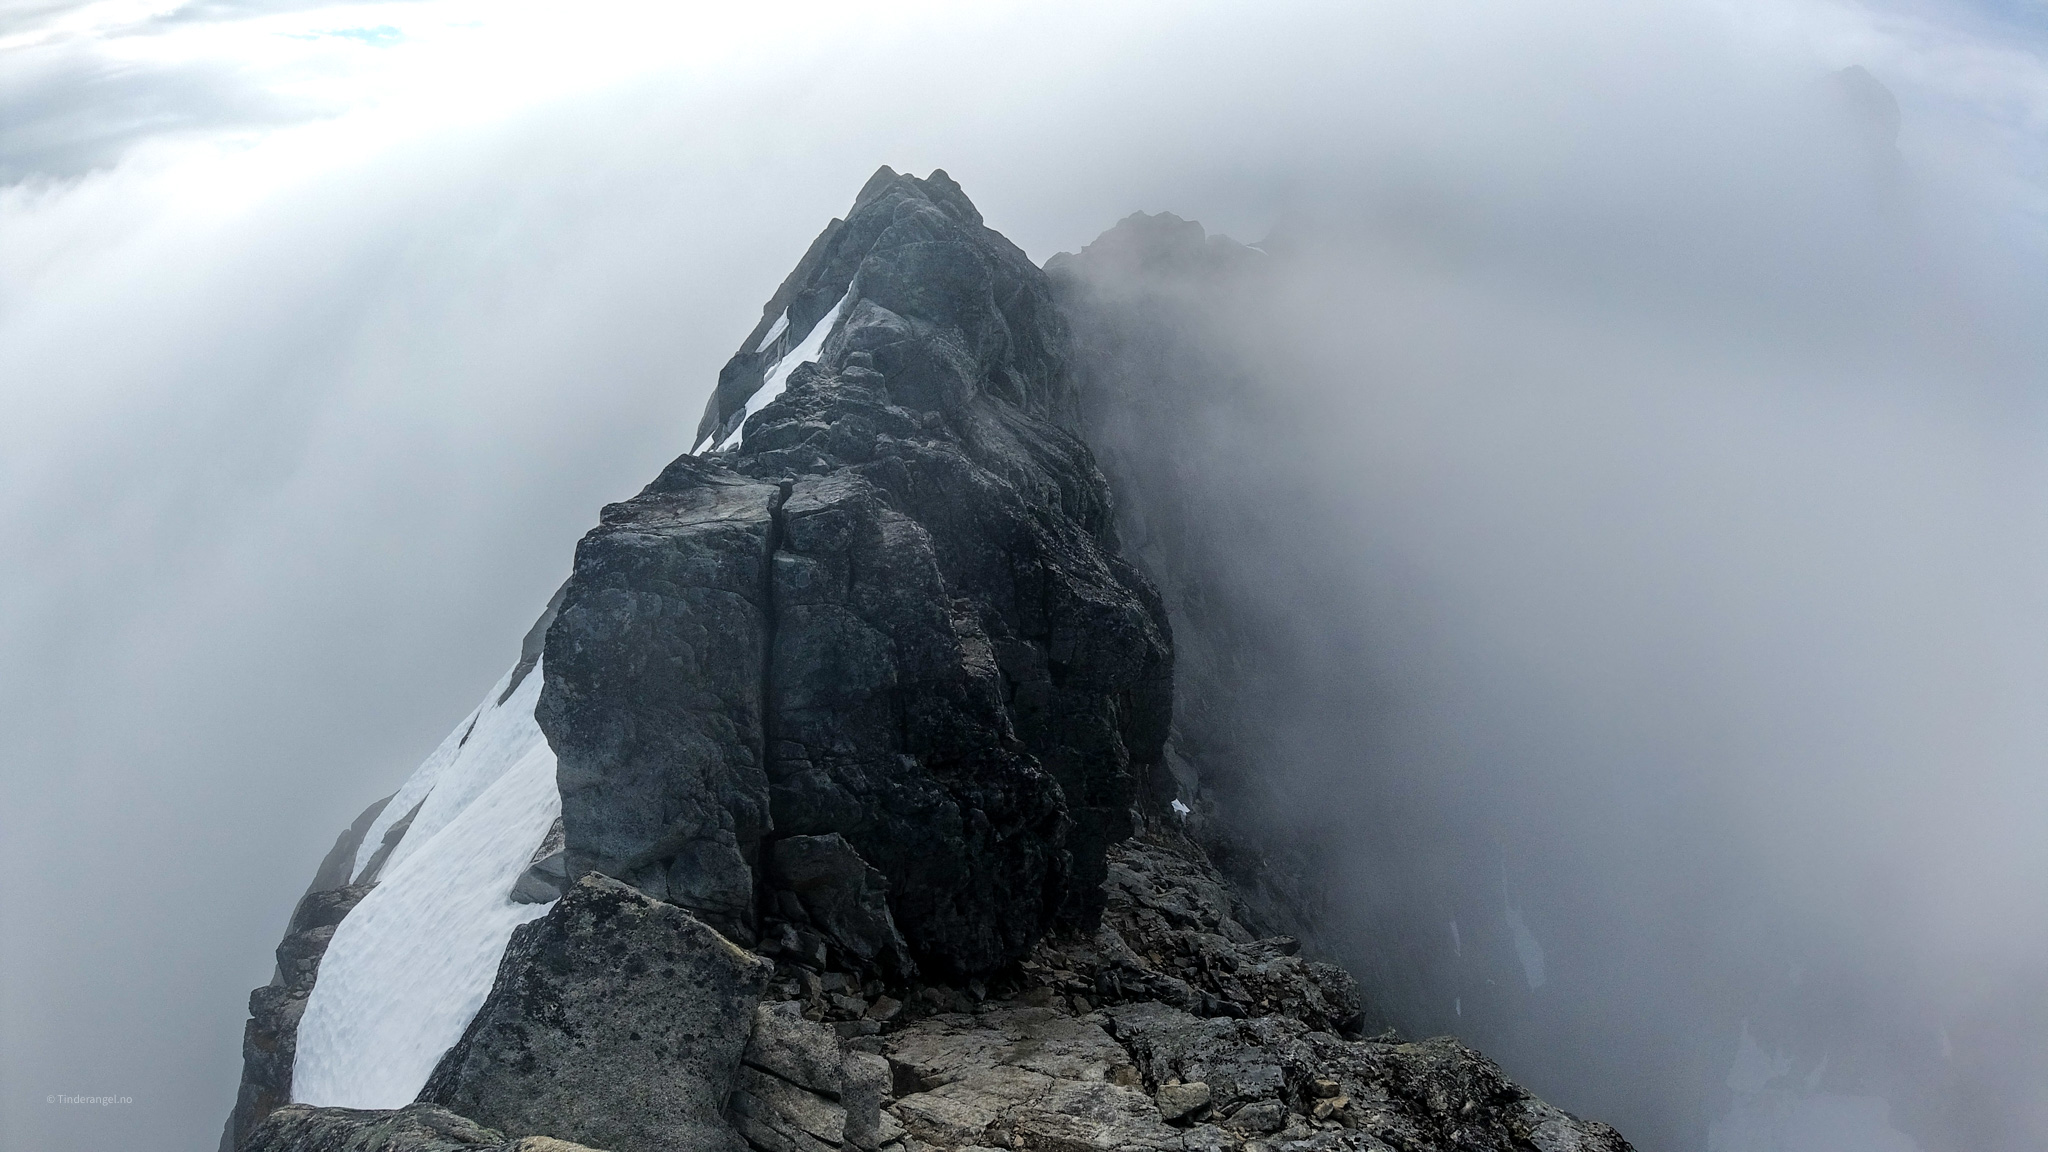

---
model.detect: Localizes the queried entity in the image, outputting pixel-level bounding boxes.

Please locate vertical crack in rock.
[760,476,795,916]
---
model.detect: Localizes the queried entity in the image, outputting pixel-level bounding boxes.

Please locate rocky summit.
[223,168,1631,1152]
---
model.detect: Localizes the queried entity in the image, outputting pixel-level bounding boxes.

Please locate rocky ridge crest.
[229,169,1631,1152]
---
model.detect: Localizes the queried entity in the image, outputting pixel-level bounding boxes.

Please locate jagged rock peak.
[1045,209,1265,284]
[540,167,1173,980]
[695,166,1073,452]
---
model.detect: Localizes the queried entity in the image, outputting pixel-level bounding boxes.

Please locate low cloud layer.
[3,3,2045,1150]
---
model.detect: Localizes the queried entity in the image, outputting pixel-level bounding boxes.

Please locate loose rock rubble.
[1022,834,1367,1037]
[734,828,1627,1152]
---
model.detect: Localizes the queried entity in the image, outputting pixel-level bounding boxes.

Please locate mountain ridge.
[221,167,1632,1152]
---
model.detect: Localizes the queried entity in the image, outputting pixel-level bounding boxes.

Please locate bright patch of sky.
[4,0,2044,192]
[288,24,404,47]
[0,0,978,183]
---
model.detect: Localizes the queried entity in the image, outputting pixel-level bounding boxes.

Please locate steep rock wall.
[541,168,1173,979]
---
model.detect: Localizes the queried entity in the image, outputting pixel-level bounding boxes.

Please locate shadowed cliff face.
[539,168,1173,979]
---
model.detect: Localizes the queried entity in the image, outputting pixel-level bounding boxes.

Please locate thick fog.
[3,3,2044,1151]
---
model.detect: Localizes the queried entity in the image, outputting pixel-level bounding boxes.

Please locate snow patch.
[712,292,847,450]
[754,309,790,353]
[292,660,561,1108]
[349,703,478,880]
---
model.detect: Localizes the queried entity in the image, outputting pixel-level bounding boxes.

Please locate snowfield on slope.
[712,291,846,450]
[292,660,560,1108]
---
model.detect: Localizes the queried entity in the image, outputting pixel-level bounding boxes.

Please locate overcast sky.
[3,3,2047,1151]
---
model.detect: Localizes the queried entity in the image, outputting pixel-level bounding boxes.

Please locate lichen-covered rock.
[884,1004,1140,1091]
[745,1002,854,1098]
[842,831,1627,1152]
[867,994,1628,1152]
[876,1005,1176,1152]
[242,1102,607,1152]
[419,875,774,1152]
[731,1065,847,1152]
[1157,1081,1212,1123]
[1104,1001,1632,1152]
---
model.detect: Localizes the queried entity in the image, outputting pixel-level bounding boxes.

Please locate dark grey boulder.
[767,834,911,978]
[419,874,775,1152]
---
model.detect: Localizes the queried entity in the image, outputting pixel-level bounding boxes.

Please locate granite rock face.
[541,167,1173,977]
[719,821,1627,1152]
[767,834,913,979]
[1103,999,1635,1152]
[729,1002,893,1152]
[419,875,775,1152]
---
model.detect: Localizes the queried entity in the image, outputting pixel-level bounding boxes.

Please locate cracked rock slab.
[733,1000,890,1152]
[419,875,773,1152]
